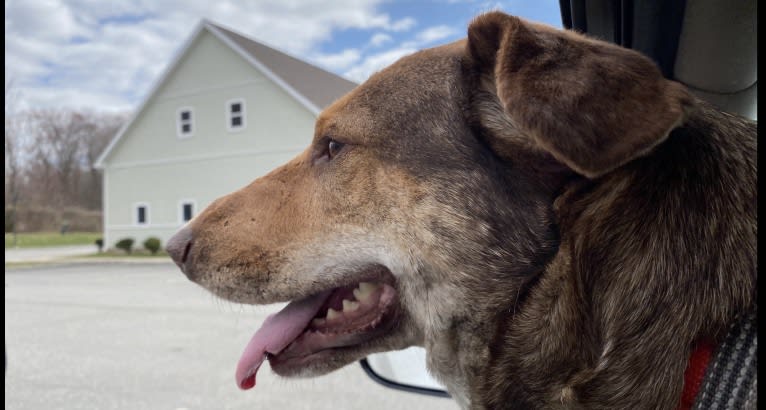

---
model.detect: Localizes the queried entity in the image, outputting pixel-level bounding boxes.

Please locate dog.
[167,11,757,409]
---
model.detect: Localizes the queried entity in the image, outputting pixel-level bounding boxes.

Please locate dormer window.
[227,98,246,132]
[177,107,194,138]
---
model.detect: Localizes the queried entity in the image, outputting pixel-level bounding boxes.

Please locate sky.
[5,0,562,114]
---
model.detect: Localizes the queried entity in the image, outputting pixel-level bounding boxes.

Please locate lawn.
[86,249,170,258]
[4,231,101,248]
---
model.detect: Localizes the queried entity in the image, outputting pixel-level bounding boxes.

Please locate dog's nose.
[166,226,193,271]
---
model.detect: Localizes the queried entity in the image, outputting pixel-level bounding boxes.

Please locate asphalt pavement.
[4,261,459,410]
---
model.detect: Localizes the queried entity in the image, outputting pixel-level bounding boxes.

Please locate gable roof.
[209,23,358,110]
[95,19,358,168]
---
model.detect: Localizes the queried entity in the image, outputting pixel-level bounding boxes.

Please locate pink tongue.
[235,290,332,390]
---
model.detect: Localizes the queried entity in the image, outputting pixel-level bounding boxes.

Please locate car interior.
[560,0,757,120]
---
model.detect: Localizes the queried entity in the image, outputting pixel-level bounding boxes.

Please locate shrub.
[143,237,161,255]
[95,238,104,253]
[115,238,134,254]
[5,206,101,232]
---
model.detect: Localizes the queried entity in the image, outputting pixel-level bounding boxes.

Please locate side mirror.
[359,347,450,398]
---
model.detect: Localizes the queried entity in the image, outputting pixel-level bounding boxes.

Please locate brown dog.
[167,11,757,409]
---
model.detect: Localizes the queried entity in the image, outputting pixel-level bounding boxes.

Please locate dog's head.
[168,11,692,391]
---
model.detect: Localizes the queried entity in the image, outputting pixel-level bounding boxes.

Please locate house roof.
[95,19,358,168]
[209,23,358,110]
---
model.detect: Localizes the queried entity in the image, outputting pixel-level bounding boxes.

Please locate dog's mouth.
[235,267,399,390]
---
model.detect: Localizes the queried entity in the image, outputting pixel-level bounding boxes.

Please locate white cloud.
[388,17,416,32]
[5,0,88,40]
[343,46,419,83]
[19,86,135,113]
[341,24,461,83]
[368,33,392,47]
[310,49,361,71]
[5,0,422,112]
[415,25,459,45]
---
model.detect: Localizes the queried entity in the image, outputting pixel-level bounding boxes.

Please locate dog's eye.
[327,139,345,160]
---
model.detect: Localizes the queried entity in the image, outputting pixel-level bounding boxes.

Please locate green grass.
[5,231,101,248]
[85,249,170,258]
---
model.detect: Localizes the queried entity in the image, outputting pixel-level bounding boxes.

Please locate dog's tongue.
[235,290,331,390]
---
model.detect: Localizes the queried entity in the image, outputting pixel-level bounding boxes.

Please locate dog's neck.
[426,103,757,409]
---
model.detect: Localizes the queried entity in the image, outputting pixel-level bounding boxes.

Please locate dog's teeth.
[343,299,360,312]
[326,308,341,320]
[359,282,377,292]
[354,282,377,302]
[312,318,326,327]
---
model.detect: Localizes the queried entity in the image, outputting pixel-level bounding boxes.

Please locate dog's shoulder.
[477,100,757,409]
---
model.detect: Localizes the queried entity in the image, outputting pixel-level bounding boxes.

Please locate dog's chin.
[269,331,405,378]
[230,264,409,387]
[267,269,402,377]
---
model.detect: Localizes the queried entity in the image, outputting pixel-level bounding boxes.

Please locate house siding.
[104,150,303,247]
[109,31,316,166]
[102,28,317,250]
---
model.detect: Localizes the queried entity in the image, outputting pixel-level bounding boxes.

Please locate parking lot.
[5,261,458,410]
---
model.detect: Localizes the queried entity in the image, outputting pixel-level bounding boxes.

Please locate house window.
[177,107,194,138]
[134,203,150,226]
[179,200,196,223]
[227,99,246,131]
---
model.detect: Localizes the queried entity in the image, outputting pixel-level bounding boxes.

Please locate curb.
[5,257,174,269]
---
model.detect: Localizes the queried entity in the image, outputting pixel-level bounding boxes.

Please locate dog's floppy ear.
[467,12,693,178]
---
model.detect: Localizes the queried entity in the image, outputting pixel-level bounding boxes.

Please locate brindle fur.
[173,11,756,409]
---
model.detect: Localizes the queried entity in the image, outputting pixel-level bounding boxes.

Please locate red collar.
[677,340,715,410]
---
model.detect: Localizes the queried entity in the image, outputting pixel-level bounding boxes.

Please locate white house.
[95,20,357,250]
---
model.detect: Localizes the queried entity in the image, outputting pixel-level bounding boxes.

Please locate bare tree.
[81,113,125,209]
[26,110,77,207]
[6,98,127,232]
[24,109,126,210]
[5,79,24,244]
